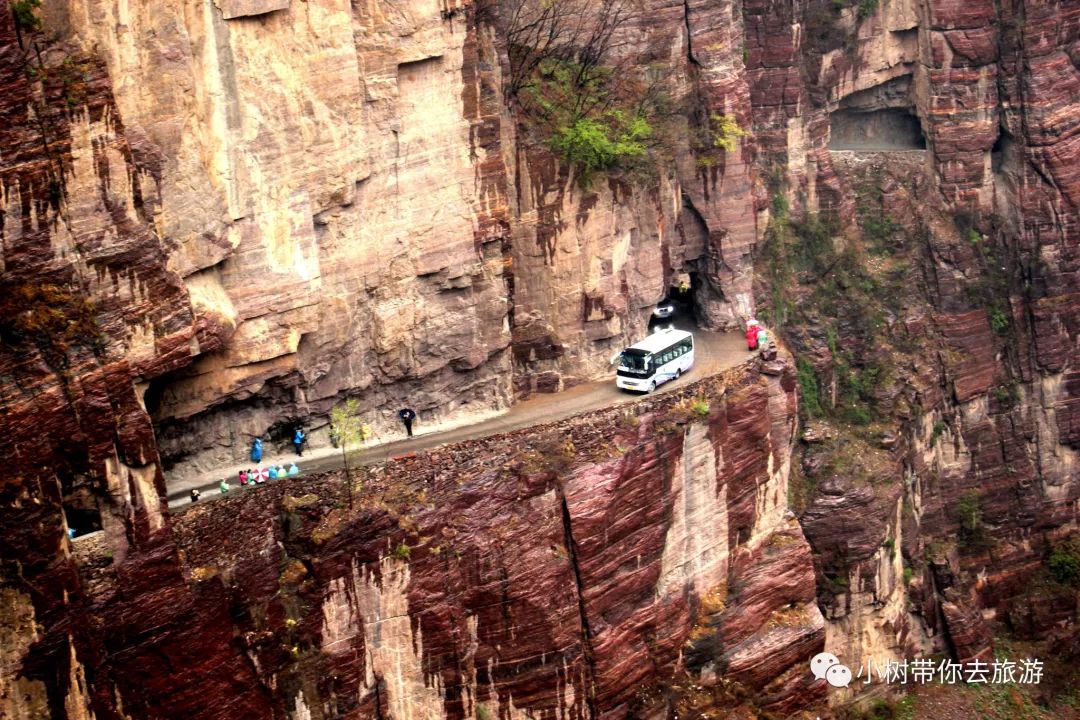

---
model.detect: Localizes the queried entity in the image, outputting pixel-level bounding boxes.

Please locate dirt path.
[167,328,750,508]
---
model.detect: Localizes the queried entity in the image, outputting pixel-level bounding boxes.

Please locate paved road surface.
[167,326,749,508]
[828,144,926,153]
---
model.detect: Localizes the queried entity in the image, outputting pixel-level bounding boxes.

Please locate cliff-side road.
[166,328,748,507]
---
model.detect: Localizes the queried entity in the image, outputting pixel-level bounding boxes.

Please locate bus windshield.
[619,350,651,374]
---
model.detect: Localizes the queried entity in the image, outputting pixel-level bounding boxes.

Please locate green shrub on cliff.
[11,0,42,31]
[757,193,795,328]
[856,0,879,19]
[796,358,822,418]
[690,398,711,416]
[989,307,1010,335]
[510,2,670,184]
[957,490,991,548]
[709,113,747,152]
[1048,535,1080,585]
[549,111,651,180]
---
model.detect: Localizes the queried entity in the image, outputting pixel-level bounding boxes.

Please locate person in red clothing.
[746,320,761,351]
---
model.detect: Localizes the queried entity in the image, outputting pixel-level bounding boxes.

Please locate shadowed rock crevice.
[557,485,600,720]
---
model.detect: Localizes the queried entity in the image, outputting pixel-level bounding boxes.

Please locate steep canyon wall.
[743,0,1079,691]
[3,353,828,719]
[1,0,1079,715]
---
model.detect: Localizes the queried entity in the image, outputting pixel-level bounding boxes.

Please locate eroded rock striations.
[744,0,1078,694]
[1,0,1078,715]
[2,0,764,483]
[5,346,825,718]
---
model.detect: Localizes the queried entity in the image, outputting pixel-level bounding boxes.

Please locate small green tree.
[548,110,651,181]
[1048,535,1080,586]
[329,398,371,509]
[10,0,41,49]
[796,357,822,417]
[956,490,988,547]
[710,113,748,152]
[11,0,42,31]
[989,307,1010,335]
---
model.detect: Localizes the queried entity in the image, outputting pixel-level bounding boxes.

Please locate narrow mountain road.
[166,326,750,508]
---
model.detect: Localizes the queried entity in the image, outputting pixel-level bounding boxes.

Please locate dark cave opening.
[648,270,704,334]
[64,501,102,537]
[828,108,926,151]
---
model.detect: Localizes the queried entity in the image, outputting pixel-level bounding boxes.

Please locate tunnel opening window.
[57,465,103,539]
[64,503,102,538]
[828,108,926,151]
[648,271,705,332]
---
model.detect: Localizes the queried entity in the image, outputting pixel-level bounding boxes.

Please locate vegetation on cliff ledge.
[11,0,42,31]
[1048,534,1080,586]
[503,0,672,183]
[757,187,895,426]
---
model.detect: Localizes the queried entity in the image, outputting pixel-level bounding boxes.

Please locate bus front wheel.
[649,381,657,393]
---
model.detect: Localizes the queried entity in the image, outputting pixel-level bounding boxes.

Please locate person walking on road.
[251,437,263,463]
[219,479,230,495]
[293,428,306,457]
[745,320,761,351]
[287,462,299,477]
[239,469,248,486]
[398,408,417,437]
[190,488,200,503]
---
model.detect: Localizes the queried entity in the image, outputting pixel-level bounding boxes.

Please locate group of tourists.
[189,462,301,503]
[189,413,419,505]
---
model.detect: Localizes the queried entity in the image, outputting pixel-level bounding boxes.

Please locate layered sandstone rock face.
[745,0,1078,692]
[1,0,1078,715]
[57,0,517,474]
[1,0,764,483]
[5,354,826,719]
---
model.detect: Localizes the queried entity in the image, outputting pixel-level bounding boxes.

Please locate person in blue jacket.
[293,428,306,456]
[251,437,263,463]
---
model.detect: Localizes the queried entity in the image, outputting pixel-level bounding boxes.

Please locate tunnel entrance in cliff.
[829,108,925,151]
[63,485,103,537]
[648,271,704,334]
[827,77,926,151]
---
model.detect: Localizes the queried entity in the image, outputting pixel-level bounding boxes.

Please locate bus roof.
[625,328,693,354]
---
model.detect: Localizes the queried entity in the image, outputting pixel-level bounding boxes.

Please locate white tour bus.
[615,328,695,392]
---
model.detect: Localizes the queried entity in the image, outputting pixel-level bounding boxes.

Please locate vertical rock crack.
[556,483,599,720]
